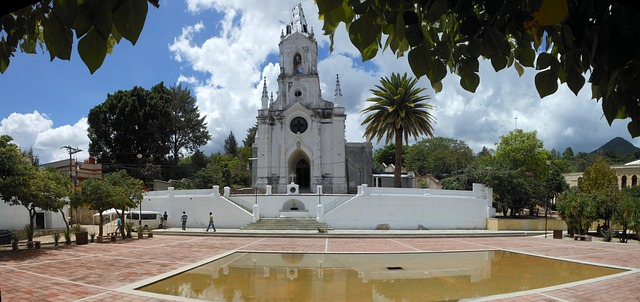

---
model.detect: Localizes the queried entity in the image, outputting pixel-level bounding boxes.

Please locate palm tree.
[361,73,436,187]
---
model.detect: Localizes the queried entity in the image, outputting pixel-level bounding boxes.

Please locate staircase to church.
[242,218,333,231]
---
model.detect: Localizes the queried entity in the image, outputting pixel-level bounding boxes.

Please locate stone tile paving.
[0,234,639,301]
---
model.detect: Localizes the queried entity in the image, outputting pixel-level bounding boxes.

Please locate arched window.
[293,53,302,74]
[633,175,638,187]
[621,175,628,188]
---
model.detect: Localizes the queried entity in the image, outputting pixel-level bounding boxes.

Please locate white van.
[126,211,163,230]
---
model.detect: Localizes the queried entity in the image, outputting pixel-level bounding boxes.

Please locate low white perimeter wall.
[0,202,69,230]
[138,189,252,229]
[324,184,494,230]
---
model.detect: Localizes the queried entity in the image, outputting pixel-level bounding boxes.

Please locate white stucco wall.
[139,184,494,230]
[0,202,69,230]
[138,188,253,229]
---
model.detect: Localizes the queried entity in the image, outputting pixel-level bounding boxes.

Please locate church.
[253,4,372,194]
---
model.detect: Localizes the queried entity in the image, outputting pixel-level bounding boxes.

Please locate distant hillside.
[591,137,640,156]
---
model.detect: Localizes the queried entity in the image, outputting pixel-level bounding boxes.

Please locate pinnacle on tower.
[286,3,308,35]
[261,77,269,109]
[334,74,343,106]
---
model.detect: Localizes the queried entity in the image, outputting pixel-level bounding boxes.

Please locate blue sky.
[0,0,636,164]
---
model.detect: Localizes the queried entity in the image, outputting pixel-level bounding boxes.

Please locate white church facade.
[253,4,372,194]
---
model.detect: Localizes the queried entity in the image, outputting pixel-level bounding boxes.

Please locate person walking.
[206,211,217,232]
[162,211,168,229]
[181,211,188,230]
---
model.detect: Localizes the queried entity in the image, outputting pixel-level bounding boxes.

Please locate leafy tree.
[1,0,159,74]
[495,129,548,181]
[578,156,620,227]
[557,188,599,236]
[224,131,238,156]
[78,178,119,238]
[88,83,172,170]
[372,143,403,172]
[361,73,436,187]
[88,82,209,181]
[104,170,144,238]
[616,186,640,243]
[38,168,73,237]
[405,137,473,179]
[168,84,211,165]
[562,147,575,159]
[243,123,258,148]
[190,150,209,172]
[0,135,33,205]
[317,1,640,137]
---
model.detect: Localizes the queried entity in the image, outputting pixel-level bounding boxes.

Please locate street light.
[137,154,143,227]
[545,160,551,238]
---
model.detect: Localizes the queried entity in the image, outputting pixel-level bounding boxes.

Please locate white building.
[253,4,372,194]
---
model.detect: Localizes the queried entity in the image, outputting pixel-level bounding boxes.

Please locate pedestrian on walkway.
[162,211,168,229]
[206,211,216,232]
[181,211,188,230]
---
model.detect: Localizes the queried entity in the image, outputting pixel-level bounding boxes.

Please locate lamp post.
[137,154,143,227]
[545,160,551,238]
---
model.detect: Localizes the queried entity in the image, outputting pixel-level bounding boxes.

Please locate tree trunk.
[394,129,403,188]
[98,214,104,237]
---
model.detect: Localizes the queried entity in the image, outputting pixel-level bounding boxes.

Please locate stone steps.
[242,218,333,231]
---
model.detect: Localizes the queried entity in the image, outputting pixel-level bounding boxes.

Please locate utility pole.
[62,145,82,224]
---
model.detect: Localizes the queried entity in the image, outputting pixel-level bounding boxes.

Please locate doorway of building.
[295,158,310,192]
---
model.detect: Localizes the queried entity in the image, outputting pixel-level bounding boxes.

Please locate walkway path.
[1,231,639,301]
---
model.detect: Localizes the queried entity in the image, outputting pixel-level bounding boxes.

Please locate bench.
[12,241,41,250]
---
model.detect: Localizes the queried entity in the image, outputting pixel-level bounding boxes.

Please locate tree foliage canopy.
[405,137,473,178]
[88,82,209,180]
[1,0,159,74]
[495,129,548,180]
[317,0,640,137]
[361,73,436,187]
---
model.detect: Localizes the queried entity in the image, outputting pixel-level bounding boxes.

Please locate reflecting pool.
[138,251,625,301]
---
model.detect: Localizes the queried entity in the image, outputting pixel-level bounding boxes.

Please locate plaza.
[1,230,639,301]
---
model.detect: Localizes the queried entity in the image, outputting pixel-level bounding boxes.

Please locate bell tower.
[254,4,349,194]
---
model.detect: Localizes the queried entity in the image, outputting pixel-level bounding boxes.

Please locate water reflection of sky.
[139,251,625,302]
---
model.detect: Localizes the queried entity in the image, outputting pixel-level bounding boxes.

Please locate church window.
[294,53,302,74]
[294,90,302,97]
[290,117,308,134]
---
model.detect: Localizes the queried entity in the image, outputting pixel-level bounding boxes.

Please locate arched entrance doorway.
[289,151,311,192]
[295,159,310,191]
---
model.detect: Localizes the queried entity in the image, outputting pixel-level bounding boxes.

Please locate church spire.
[286,3,309,35]
[334,74,343,106]
[261,77,268,109]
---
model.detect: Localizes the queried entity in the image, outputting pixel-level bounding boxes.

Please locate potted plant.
[90,232,96,243]
[125,222,134,239]
[73,224,88,245]
[22,224,34,249]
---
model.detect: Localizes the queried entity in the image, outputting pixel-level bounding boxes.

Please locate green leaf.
[92,0,114,39]
[491,55,508,72]
[78,29,107,74]
[74,2,92,38]
[53,0,78,27]
[536,52,552,70]
[514,62,524,77]
[113,0,148,45]
[405,24,423,47]
[566,69,585,95]
[432,81,442,93]
[627,121,640,138]
[428,58,447,84]
[425,0,448,23]
[349,13,380,61]
[534,69,558,98]
[408,43,429,78]
[317,0,344,15]
[514,44,535,67]
[460,72,480,93]
[43,13,73,60]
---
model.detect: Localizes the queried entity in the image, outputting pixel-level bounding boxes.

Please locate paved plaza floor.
[1,230,639,301]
